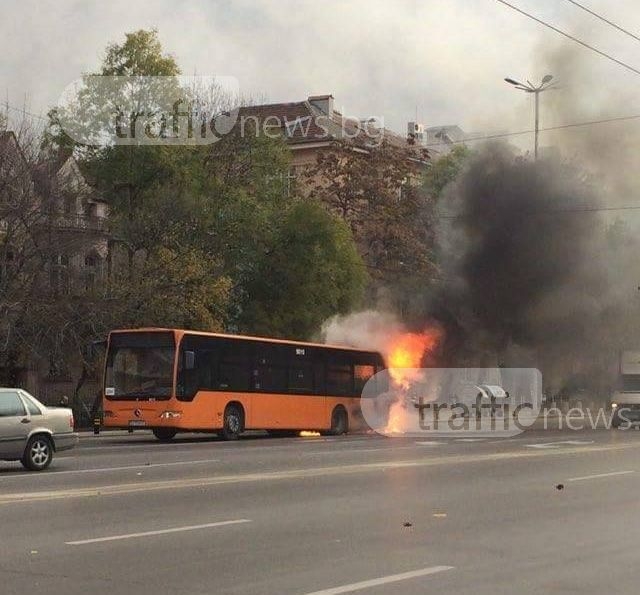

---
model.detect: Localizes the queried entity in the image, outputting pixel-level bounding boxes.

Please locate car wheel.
[152,428,178,441]
[220,404,244,440]
[21,435,53,471]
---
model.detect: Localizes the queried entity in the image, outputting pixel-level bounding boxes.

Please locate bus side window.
[180,349,202,400]
[354,363,376,394]
[376,363,389,395]
[181,350,196,398]
[197,350,215,392]
[255,342,288,393]
[218,341,250,391]
[178,342,218,400]
[313,361,326,395]
[218,359,247,390]
[289,363,313,393]
[327,359,353,396]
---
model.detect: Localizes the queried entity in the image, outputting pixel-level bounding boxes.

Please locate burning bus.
[101,327,386,440]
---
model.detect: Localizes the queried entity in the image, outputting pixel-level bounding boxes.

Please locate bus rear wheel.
[323,407,348,436]
[152,428,178,441]
[220,404,244,440]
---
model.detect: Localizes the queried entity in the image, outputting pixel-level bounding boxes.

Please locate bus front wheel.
[323,407,348,436]
[152,428,178,441]
[220,404,244,440]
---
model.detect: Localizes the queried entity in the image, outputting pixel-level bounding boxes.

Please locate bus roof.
[109,327,382,356]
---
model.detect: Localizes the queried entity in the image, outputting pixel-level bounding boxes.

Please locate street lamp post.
[504,74,556,160]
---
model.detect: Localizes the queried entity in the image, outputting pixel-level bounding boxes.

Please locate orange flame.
[383,326,443,434]
[387,329,441,389]
[385,400,407,435]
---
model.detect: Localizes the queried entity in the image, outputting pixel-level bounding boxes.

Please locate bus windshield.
[105,332,175,400]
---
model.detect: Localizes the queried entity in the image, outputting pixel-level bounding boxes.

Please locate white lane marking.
[7,458,220,477]
[525,440,594,449]
[568,470,636,482]
[77,437,375,454]
[455,438,487,442]
[415,441,446,446]
[66,519,251,545]
[6,441,640,505]
[302,566,454,595]
[304,448,384,455]
[304,446,417,455]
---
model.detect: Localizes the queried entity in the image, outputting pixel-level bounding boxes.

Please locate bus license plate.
[129,420,147,427]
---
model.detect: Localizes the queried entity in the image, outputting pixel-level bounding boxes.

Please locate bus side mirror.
[87,339,107,360]
[184,351,196,370]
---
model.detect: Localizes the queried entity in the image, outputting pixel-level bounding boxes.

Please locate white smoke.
[319,310,408,359]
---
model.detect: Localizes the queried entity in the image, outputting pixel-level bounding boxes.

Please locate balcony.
[44,214,108,233]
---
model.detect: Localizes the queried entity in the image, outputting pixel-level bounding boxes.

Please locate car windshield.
[105,333,175,399]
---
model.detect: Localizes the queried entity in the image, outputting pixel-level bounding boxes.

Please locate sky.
[3,0,640,148]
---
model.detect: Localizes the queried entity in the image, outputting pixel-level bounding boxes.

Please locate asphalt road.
[2,424,640,595]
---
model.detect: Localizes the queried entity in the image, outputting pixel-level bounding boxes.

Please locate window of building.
[51,254,71,295]
[63,195,75,215]
[285,166,298,197]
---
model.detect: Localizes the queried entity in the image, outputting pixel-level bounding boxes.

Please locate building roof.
[233,94,431,169]
[33,153,106,204]
[238,97,353,145]
[237,94,414,152]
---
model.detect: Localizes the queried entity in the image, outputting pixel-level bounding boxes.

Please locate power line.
[425,112,640,148]
[493,0,640,77]
[5,98,640,151]
[4,103,48,122]
[563,0,640,44]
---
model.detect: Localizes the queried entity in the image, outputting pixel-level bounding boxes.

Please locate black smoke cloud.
[425,37,640,394]
[430,141,636,392]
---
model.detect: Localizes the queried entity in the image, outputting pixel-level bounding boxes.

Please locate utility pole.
[504,75,556,160]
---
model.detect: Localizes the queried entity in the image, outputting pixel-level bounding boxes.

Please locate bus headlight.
[159,411,183,419]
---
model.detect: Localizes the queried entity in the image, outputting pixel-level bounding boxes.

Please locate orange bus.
[102,328,386,441]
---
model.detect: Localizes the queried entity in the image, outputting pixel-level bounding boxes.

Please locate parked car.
[0,388,78,470]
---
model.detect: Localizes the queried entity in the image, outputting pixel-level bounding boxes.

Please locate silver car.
[0,388,78,470]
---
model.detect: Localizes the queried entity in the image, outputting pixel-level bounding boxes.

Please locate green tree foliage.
[307,138,436,317]
[37,28,368,347]
[107,245,231,331]
[58,31,234,334]
[421,145,470,199]
[239,200,367,339]
[100,29,180,77]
